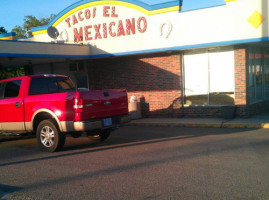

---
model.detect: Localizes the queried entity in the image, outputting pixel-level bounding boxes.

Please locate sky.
[0,0,225,32]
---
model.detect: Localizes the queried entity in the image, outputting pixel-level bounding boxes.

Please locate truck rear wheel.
[36,119,65,152]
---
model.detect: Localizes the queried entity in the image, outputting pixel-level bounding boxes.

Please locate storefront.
[1,0,269,118]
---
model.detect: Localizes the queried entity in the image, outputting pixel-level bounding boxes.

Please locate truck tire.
[36,119,66,152]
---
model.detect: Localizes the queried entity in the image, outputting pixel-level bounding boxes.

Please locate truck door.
[0,79,25,131]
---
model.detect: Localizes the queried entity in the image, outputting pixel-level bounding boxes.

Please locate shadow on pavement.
[0,126,256,167]
[0,184,23,199]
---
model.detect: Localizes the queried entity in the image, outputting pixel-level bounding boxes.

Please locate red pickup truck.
[0,74,130,152]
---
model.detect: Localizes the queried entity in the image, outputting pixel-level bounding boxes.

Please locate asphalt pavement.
[1,112,269,142]
[1,126,269,199]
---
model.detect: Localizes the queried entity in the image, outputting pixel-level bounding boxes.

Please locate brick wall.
[183,106,223,118]
[234,47,247,105]
[234,46,249,118]
[87,52,183,117]
[85,46,264,118]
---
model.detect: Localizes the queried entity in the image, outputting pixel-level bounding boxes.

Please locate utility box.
[129,96,142,119]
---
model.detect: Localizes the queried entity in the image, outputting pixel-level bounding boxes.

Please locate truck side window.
[47,78,58,93]
[29,78,48,95]
[29,77,75,95]
[4,80,21,98]
[57,77,76,92]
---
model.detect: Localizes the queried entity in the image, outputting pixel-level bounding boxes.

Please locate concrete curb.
[221,123,269,129]
[128,120,269,129]
[128,121,222,128]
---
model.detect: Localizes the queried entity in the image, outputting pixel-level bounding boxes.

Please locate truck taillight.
[74,98,83,112]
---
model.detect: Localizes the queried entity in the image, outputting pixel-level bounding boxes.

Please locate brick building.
[1,0,269,118]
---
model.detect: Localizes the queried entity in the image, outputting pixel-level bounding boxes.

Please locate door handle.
[15,102,20,108]
[104,101,111,106]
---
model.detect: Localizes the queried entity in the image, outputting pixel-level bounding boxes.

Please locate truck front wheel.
[36,119,66,152]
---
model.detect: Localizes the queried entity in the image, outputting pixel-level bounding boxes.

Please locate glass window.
[48,78,58,93]
[255,48,263,100]
[4,80,21,98]
[57,77,75,92]
[184,47,235,105]
[78,63,84,71]
[264,49,269,97]
[29,77,75,95]
[209,48,235,105]
[69,64,77,72]
[184,50,208,105]
[76,75,88,90]
[29,78,48,95]
[246,46,269,103]
[248,48,256,103]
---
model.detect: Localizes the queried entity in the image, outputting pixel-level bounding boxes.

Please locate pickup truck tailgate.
[78,89,128,120]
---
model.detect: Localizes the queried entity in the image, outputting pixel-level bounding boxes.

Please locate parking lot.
[1,126,269,199]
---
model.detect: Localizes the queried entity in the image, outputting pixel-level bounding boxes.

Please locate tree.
[23,15,41,30]
[0,26,8,34]
[0,66,25,80]
[40,14,56,25]
[12,14,56,38]
[12,25,26,38]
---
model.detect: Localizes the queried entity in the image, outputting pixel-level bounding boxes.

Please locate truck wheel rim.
[40,126,55,148]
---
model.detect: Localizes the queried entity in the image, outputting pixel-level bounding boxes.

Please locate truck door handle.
[15,102,20,108]
[104,101,111,106]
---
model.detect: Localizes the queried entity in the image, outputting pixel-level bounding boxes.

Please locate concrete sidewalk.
[128,112,269,129]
